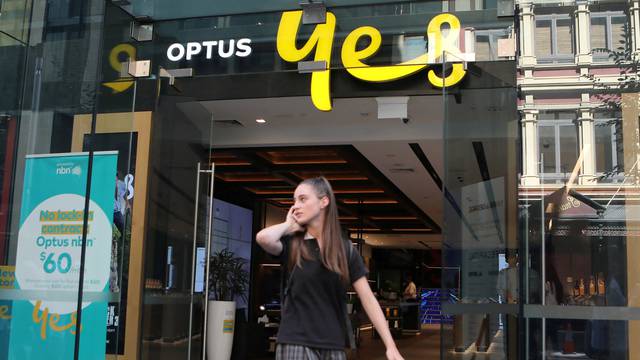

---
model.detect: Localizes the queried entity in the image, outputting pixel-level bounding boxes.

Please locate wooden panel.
[73,112,153,360]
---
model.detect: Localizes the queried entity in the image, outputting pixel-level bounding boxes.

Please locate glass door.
[138,78,214,360]
[98,3,215,359]
[440,59,519,359]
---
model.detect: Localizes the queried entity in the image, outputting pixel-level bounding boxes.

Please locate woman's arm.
[255,222,287,256]
[256,206,302,256]
[353,277,404,360]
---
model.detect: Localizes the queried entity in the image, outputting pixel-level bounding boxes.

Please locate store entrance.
[146,86,449,360]
[98,3,518,359]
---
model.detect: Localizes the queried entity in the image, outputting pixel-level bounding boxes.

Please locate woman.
[257,177,404,360]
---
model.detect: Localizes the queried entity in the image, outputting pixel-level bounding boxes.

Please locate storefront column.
[574,1,592,66]
[518,1,536,69]
[577,106,596,185]
[630,0,640,59]
[521,109,540,185]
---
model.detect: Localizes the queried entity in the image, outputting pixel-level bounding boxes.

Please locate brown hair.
[289,177,350,284]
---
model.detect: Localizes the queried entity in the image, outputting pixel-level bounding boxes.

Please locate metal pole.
[187,163,202,360]
[201,163,215,360]
[72,1,109,358]
[540,154,546,360]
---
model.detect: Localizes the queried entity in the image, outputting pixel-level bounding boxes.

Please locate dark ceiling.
[211,145,441,235]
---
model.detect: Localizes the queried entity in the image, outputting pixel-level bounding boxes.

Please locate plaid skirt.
[275,344,346,360]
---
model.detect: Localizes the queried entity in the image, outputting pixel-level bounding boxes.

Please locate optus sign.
[277,11,467,111]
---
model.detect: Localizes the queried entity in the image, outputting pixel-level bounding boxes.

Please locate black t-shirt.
[276,236,368,350]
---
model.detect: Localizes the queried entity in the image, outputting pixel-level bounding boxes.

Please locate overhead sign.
[8,152,117,360]
[111,11,471,109]
[277,11,469,111]
[166,38,252,61]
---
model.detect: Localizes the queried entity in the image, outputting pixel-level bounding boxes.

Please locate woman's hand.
[353,277,404,360]
[386,346,404,360]
[285,206,305,234]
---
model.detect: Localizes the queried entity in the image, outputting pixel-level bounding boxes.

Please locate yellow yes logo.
[103,44,136,93]
[277,11,467,111]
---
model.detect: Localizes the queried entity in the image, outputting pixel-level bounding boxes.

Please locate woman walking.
[256,177,404,360]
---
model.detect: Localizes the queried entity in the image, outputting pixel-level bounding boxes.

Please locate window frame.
[535,13,575,64]
[474,29,511,61]
[590,11,628,62]
[538,114,579,183]
[593,112,624,182]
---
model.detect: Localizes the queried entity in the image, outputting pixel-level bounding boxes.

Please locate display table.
[400,302,421,333]
[375,301,420,338]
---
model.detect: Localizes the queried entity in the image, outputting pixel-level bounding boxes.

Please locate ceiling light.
[256,118,266,124]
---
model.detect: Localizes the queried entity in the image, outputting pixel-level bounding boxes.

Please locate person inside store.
[256,177,404,360]
[497,250,519,357]
[497,251,519,304]
[402,274,417,301]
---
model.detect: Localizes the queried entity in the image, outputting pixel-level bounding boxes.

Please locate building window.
[448,0,495,11]
[594,111,623,181]
[538,111,579,183]
[475,29,510,61]
[535,14,575,64]
[591,12,627,62]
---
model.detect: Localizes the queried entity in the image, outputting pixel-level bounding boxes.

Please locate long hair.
[289,177,350,284]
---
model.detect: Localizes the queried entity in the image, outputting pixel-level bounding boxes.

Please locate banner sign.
[0,265,14,360]
[8,152,117,359]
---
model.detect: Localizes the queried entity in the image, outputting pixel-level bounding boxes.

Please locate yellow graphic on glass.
[277,11,336,111]
[103,44,136,93]
[277,11,468,111]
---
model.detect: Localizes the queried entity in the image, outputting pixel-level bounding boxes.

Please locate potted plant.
[207,249,249,360]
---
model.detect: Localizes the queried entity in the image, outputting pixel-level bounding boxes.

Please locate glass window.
[591,12,628,62]
[476,35,492,60]
[536,15,574,63]
[448,0,495,11]
[535,19,552,58]
[591,17,607,50]
[474,29,510,61]
[595,123,614,173]
[454,0,472,11]
[594,111,623,180]
[558,124,578,174]
[539,125,556,173]
[611,16,626,48]
[555,18,573,55]
[538,111,578,182]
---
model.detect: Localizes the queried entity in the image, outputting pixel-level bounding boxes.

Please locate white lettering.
[218,40,235,58]
[202,41,218,59]
[167,43,185,62]
[235,38,252,57]
[166,39,253,61]
[186,42,202,60]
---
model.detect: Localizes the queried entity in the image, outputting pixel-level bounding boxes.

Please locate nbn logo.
[56,165,81,176]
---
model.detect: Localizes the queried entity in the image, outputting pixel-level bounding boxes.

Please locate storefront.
[0,0,638,359]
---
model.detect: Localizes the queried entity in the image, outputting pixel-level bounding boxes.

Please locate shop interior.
[202,95,445,359]
[133,90,512,360]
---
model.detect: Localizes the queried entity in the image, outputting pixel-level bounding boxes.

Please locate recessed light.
[256,118,266,124]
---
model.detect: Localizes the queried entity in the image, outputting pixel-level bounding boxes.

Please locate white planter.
[207,300,236,360]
